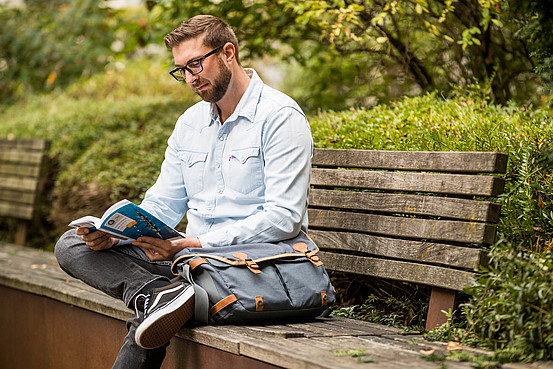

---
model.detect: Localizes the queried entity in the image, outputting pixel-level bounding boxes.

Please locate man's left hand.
[133,236,202,261]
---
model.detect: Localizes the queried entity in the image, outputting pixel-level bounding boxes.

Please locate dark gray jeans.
[55,229,176,369]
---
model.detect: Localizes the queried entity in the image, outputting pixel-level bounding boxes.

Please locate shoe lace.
[133,293,150,318]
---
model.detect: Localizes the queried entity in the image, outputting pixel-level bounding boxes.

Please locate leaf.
[376,36,388,43]
[447,341,463,351]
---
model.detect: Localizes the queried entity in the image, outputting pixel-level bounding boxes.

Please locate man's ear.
[222,42,236,63]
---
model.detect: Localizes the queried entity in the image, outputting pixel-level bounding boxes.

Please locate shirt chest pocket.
[228,146,263,194]
[178,150,208,196]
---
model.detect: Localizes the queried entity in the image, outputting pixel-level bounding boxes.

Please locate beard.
[192,57,232,103]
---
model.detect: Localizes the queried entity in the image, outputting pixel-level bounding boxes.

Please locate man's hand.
[76,227,119,251]
[133,236,202,261]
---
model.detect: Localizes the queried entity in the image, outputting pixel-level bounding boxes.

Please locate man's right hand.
[76,227,119,251]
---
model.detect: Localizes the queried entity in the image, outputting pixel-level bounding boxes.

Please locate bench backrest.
[0,139,50,221]
[309,148,508,292]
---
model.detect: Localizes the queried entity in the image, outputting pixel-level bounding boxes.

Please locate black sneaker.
[134,282,195,349]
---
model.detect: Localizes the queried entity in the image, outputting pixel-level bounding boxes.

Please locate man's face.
[172,38,232,103]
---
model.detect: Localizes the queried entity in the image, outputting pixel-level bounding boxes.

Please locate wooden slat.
[0,202,34,219]
[319,251,475,291]
[0,149,44,165]
[0,163,41,177]
[309,230,486,269]
[308,209,497,244]
[311,168,506,197]
[0,190,36,205]
[309,188,501,223]
[0,139,50,151]
[0,175,40,192]
[312,149,508,173]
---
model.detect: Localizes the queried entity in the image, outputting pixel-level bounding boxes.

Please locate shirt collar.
[209,68,263,124]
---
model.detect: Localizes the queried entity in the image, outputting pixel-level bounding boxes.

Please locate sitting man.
[55,14,313,369]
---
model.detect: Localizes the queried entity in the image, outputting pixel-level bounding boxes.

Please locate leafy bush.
[464,241,553,362]
[0,0,121,102]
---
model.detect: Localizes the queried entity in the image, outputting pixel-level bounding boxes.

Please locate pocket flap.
[230,146,260,164]
[178,150,208,167]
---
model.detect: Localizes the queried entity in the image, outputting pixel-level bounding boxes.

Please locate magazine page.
[99,201,183,241]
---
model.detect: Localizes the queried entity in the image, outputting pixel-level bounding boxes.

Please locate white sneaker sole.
[135,286,195,349]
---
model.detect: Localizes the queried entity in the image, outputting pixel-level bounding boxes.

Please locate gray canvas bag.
[170,231,335,325]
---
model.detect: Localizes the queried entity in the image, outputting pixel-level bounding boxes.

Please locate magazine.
[68,199,184,241]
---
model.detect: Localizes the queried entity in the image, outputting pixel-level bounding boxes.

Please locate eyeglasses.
[169,45,224,82]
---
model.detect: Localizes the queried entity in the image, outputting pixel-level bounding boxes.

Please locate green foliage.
[144,0,541,110]
[463,241,553,361]
[0,0,122,102]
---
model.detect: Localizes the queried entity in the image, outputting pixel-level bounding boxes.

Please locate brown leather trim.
[255,296,263,312]
[170,234,324,275]
[209,294,238,316]
[189,258,208,271]
[321,291,328,306]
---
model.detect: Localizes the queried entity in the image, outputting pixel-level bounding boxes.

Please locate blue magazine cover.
[68,199,184,241]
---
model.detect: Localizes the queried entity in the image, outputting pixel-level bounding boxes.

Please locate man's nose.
[185,71,200,84]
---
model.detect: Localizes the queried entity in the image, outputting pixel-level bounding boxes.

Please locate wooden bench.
[0,138,50,246]
[0,148,513,369]
[309,149,508,330]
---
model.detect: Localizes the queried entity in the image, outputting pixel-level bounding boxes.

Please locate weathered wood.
[0,189,36,205]
[309,188,501,223]
[0,202,34,219]
[312,149,508,174]
[0,139,49,246]
[0,139,50,150]
[319,251,476,291]
[0,175,40,192]
[0,162,41,177]
[309,230,487,269]
[0,149,45,165]
[311,168,506,197]
[308,209,497,244]
[14,221,29,246]
[426,287,457,331]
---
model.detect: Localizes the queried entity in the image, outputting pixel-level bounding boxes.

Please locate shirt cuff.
[197,229,231,248]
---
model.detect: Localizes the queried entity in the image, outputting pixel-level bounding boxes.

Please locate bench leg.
[425,287,456,331]
[14,220,29,246]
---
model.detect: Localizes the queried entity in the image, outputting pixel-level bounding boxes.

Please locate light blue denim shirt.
[139,69,312,252]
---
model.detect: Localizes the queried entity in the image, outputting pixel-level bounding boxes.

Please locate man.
[55,14,312,368]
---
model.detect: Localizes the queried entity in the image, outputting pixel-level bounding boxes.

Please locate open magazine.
[68,199,184,241]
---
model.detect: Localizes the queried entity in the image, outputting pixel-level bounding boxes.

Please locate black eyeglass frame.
[169,45,224,81]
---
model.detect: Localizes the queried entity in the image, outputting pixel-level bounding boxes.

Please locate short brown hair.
[164,15,240,64]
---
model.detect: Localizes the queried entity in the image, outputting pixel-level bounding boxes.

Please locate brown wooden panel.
[319,251,475,291]
[309,230,486,269]
[0,138,50,151]
[0,149,44,165]
[308,209,497,244]
[312,149,508,173]
[0,175,39,191]
[0,202,34,219]
[0,162,41,177]
[0,189,36,205]
[309,188,501,223]
[311,168,506,197]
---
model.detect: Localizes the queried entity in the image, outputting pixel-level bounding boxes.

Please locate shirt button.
[218,189,223,194]
[219,136,224,141]
[217,163,220,168]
